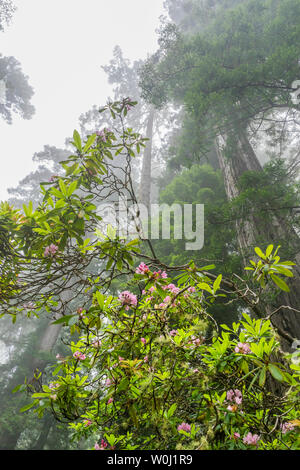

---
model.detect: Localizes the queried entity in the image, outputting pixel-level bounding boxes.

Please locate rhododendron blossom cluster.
[118,290,137,309]
[135,262,150,274]
[177,422,191,433]
[94,439,108,450]
[234,342,251,354]
[226,389,243,405]
[73,351,86,360]
[243,432,260,446]
[43,244,59,257]
[280,422,295,434]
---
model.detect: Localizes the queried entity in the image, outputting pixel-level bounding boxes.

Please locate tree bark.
[138,107,155,210]
[30,414,52,450]
[28,282,76,392]
[215,130,300,351]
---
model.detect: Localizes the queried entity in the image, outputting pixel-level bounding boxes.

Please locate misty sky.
[0,0,165,202]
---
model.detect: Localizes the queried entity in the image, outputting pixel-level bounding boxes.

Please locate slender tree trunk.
[215,130,300,351]
[27,319,63,392]
[0,317,64,449]
[138,107,155,210]
[30,414,52,450]
[0,284,75,449]
[28,282,75,391]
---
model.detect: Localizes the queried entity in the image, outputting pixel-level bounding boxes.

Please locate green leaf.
[265,244,273,257]
[58,179,67,197]
[167,403,177,418]
[20,402,36,413]
[268,364,285,382]
[31,393,49,398]
[270,274,290,292]
[104,433,116,446]
[255,247,266,259]
[51,314,76,325]
[73,130,82,151]
[83,133,96,153]
[95,291,104,309]
[273,266,293,277]
[259,366,267,387]
[65,162,78,176]
[128,404,139,426]
[200,264,216,271]
[213,274,222,292]
[67,180,78,197]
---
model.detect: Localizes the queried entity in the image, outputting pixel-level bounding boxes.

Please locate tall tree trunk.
[0,318,64,449]
[28,282,75,392]
[0,284,75,449]
[138,107,155,210]
[30,414,52,450]
[215,130,300,351]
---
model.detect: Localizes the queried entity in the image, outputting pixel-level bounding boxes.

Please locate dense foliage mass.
[0,0,300,451]
[0,101,299,450]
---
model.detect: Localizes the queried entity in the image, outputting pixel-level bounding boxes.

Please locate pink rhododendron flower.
[141,337,146,345]
[92,340,102,348]
[23,302,36,310]
[153,270,167,279]
[230,432,240,440]
[227,404,237,412]
[135,262,149,274]
[192,337,202,347]
[188,286,196,293]
[234,342,251,354]
[226,389,243,405]
[49,175,58,182]
[73,351,86,360]
[166,283,180,294]
[118,290,137,307]
[226,390,235,401]
[95,439,108,450]
[96,129,107,141]
[243,432,260,446]
[44,243,59,257]
[49,382,60,390]
[169,329,178,336]
[107,397,113,404]
[101,439,108,449]
[280,422,295,434]
[177,422,191,433]
[144,355,148,362]
[84,419,92,427]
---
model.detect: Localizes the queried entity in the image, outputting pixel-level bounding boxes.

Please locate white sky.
[0,0,165,202]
